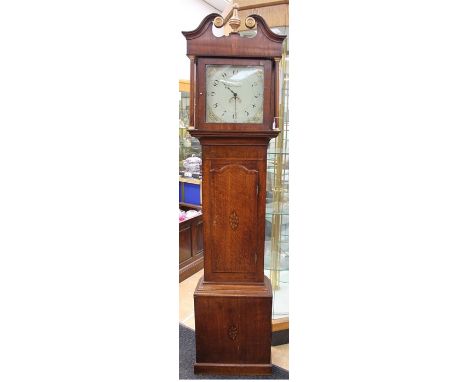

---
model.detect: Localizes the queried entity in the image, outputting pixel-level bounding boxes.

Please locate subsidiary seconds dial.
[205,64,264,124]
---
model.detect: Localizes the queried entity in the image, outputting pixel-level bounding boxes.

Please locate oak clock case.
[183,12,286,376]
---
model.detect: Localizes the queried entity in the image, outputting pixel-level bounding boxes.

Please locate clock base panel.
[193,276,273,376]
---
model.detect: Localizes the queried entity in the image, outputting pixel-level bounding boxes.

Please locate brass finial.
[228,3,241,34]
[213,3,254,34]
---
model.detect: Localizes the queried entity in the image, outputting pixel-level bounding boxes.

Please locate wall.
[177,0,221,80]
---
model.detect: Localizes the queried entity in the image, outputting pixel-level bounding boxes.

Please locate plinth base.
[193,276,273,376]
[194,362,272,375]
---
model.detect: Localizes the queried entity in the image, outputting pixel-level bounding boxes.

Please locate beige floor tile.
[179,270,203,322]
[179,292,194,323]
[271,344,289,370]
[181,315,196,330]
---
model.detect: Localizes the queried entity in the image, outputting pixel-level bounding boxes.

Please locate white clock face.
[205,65,264,124]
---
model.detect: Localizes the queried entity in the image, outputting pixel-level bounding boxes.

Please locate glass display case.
[264,27,289,320]
[239,25,289,321]
[179,80,201,176]
[179,80,202,206]
[206,24,289,321]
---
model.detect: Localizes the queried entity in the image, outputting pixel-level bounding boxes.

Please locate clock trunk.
[201,140,269,283]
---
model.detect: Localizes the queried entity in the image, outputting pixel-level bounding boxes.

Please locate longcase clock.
[182,6,286,376]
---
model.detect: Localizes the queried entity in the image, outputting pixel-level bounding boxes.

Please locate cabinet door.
[209,164,259,275]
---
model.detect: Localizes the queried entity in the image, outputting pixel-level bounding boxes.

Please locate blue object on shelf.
[184,183,201,205]
[179,180,201,206]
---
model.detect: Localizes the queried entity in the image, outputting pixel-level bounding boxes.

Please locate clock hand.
[226,86,237,98]
[234,96,237,119]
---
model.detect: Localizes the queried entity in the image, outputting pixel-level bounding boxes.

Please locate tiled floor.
[179,270,289,370]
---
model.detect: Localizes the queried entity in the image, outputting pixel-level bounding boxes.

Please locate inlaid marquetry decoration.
[229,210,239,230]
[228,325,238,340]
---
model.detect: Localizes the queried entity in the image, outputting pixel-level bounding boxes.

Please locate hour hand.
[226,86,236,96]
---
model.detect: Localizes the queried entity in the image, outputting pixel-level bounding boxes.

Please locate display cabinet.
[179,80,202,206]
[237,25,289,322]
[179,202,204,282]
[179,80,202,176]
[179,81,203,282]
[265,27,289,321]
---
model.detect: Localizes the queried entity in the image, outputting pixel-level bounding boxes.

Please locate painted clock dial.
[205,65,264,124]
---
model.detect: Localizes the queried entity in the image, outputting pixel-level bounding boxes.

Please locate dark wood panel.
[179,226,192,264]
[194,277,272,372]
[203,145,264,159]
[179,203,204,282]
[210,164,258,274]
[179,255,203,283]
[192,219,204,256]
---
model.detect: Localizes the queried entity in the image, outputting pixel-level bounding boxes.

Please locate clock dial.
[205,65,264,124]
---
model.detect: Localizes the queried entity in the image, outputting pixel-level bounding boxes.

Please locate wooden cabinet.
[179,203,203,282]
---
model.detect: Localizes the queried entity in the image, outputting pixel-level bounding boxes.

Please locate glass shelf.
[265,27,289,321]
[179,88,201,174]
[265,203,289,215]
[264,251,289,272]
[265,212,289,218]
[266,269,289,319]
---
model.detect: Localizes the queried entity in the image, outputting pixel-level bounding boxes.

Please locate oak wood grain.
[182,13,285,376]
